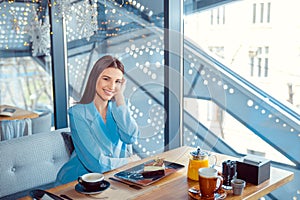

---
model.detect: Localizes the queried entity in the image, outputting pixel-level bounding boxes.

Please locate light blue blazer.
[56,100,139,184]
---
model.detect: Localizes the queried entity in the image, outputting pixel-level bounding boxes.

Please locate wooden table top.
[19,146,294,200]
[0,105,39,121]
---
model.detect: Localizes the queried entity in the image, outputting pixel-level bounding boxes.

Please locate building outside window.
[184,1,300,198]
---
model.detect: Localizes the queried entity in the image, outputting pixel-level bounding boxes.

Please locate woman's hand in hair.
[114,78,126,106]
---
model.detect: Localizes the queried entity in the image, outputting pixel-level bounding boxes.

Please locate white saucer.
[75,180,110,195]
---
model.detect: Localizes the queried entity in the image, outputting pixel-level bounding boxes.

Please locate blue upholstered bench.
[0,128,71,199]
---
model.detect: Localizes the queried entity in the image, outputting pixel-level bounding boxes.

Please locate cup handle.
[78,176,83,184]
[215,175,223,192]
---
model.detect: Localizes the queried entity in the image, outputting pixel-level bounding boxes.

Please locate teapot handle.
[209,154,218,168]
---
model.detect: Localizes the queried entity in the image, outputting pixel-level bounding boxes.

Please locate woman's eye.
[116,80,122,84]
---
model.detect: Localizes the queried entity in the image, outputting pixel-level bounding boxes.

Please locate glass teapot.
[187,147,217,181]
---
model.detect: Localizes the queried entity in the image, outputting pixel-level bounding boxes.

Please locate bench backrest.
[0,128,70,198]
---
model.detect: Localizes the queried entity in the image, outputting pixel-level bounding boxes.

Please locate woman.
[56,55,140,184]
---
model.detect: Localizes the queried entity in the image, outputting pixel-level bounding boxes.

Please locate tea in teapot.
[187,147,217,181]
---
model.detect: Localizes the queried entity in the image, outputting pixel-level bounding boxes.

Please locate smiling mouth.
[104,89,114,96]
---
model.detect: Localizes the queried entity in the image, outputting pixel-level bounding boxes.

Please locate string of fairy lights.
[0,0,155,56]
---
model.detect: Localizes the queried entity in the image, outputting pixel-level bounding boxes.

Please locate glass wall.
[64,0,165,157]
[0,0,168,154]
[1,0,299,197]
[0,57,53,112]
[184,0,300,163]
[183,0,300,198]
[1,0,299,165]
[0,2,53,124]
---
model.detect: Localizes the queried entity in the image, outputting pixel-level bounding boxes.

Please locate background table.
[0,105,38,121]
[0,105,39,141]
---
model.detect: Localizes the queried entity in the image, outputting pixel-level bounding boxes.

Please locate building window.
[249,46,269,77]
[252,2,271,24]
[260,3,264,23]
[210,6,225,25]
[252,3,256,23]
[267,2,271,23]
[258,57,262,77]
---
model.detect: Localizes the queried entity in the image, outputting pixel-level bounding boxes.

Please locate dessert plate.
[75,180,110,195]
[114,160,184,186]
[188,185,227,200]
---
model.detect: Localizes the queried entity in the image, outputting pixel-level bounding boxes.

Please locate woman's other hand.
[114,78,126,106]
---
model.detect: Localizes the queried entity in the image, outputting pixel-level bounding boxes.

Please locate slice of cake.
[142,158,165,178]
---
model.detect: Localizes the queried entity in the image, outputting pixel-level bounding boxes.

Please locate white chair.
[0,118,32,141]
[31,111,52,134]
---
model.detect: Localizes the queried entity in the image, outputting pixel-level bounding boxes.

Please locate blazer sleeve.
[111,100,140,144]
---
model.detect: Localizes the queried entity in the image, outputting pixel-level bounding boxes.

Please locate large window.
[65,0,165,158]
[1,0,299,198]
[183,0,299,166]
[183,1,300,198]
[0,2,53,123]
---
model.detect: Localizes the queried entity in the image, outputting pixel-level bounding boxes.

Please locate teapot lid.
[190,147,208,159]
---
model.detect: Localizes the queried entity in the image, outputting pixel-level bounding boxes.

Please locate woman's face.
[95,67,123,102]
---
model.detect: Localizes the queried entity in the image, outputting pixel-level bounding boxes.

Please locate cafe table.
[0,104,39,121]
[19,146,294,200]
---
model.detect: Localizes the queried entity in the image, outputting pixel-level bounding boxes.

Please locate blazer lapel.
[85,102,98,125]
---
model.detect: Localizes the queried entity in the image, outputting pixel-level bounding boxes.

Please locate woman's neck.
[94,97,108,123]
